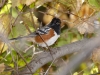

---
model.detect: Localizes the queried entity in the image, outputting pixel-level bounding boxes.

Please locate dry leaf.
[12,0,20,7]
[13,0,36,6]
[0,14,10,53]
[78,2,94,18]
[0,63,5,73]
[25,0,36,6]
[77,22,94,34]
[20,0,36,6]
[0,40,8,53]
[92,47,100,64]
[35,0,52,8]
[20,0,26,5]
[76,0,85,12]
[0,22,8,54]
[0,14,12,35]
[77,12,100,34]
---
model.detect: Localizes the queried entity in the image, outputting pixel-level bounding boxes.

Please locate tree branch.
[19,34,100,75]
[53,36,100,75]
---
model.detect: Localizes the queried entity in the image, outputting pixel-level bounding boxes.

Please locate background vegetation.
[0,0,100,75]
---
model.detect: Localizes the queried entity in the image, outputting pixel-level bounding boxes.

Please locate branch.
[0,0,8,9]
[19,34,100,75]
[53,36,100,75]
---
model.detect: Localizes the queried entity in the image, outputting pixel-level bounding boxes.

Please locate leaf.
[88,0,100,8]
[77,22,94,34]
[35,0,52,8]
[55,39,68,47]
[11,23,27,37]
[12,0,20,7]
[12,0,36,7]
[90,65,98,74]
[25,0,36,6]
[92,47,100,64]
[0,14,12,53]
[22,13,38,29]
[73,72,78,75]
[0,40,8,53]
[78,2,94,18]
[0,72,11,75]
[20,0,36,6]
[0,14,12,35]
[0,63,5,73]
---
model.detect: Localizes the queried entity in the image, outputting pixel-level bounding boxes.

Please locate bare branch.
[18,33,100,75]
[53,36,100,75]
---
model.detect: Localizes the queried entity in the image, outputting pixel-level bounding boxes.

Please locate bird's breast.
[34,29,60,47]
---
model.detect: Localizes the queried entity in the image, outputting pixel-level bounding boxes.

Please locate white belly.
[38,31,60,47]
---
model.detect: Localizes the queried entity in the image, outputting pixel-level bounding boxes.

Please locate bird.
[10,17,61,47]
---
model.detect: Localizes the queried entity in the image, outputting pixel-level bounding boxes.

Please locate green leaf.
[88,0,100,8]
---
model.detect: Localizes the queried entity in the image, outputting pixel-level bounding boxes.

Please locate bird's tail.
[9,32,36,42]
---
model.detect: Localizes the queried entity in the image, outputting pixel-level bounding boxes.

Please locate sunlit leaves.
[59,0,77,10]
[12,0,53,7]
[0,0,11,14]
[90,65,98,74]
[0,72,11,75]
[0,0,100,75]
[0,14,12,35]
[0,14,12,53]
[0,41,8,53]
[12,0,36,7]
[78,3,94,18]
[88,0,100,9]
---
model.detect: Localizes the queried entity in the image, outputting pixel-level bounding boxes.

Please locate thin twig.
[24,23,32,33]
[29,10,37,29]
[44,59,56,75]
[9,47,19,75]
[12,5,26,26]
[10,44,33,75]
[37,33,54,60]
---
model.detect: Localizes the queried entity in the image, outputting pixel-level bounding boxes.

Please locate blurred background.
[0,0,100,75]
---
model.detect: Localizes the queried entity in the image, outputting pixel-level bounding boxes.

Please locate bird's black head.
[48,17,61,35]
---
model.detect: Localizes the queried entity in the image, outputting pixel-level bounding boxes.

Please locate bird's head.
[48,17,61,35]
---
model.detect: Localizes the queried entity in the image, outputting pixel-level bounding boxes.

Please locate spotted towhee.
[11,17,61,47]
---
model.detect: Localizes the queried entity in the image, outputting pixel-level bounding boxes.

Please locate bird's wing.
[35,26,51,35]
[28,26,51,37]
[10,26,51,40]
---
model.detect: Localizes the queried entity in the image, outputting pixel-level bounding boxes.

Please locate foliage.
[0,0,100,75]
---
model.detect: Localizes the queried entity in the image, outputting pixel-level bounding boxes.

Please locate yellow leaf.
[0,40,8,53]
[0,14,12,35]
[78,2,94,18]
